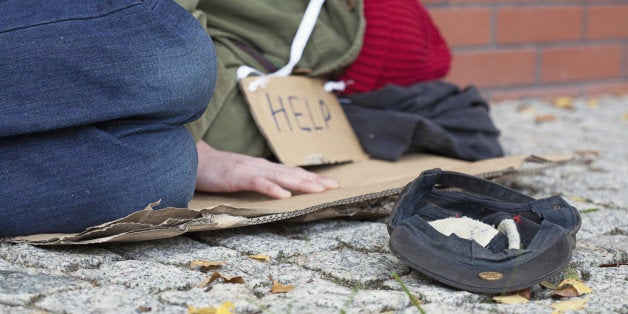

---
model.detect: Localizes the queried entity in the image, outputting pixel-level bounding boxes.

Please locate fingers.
[264,164,339,194]
[316,175,341,189]
[195,141,341,199]
[249,176,292,199]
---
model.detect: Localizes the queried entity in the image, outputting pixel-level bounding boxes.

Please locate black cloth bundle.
[340,81,504,161]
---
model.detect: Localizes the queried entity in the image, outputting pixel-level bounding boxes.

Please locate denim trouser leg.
[0,0,217,236]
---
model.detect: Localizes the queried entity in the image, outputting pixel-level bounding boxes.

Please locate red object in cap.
[339,0,451,94]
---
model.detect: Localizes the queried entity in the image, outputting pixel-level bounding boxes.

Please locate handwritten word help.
[264,93,332,133]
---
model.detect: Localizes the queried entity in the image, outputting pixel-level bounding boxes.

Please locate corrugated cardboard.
[8,153,572,245]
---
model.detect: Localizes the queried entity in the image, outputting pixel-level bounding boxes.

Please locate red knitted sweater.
[339,0,451,94]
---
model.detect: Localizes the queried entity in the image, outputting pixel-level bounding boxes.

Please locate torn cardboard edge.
[6,153,574,245]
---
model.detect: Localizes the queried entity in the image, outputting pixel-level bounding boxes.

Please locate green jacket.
[176,0,365,157]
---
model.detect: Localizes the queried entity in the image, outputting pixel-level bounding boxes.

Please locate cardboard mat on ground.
[8,153,572,245]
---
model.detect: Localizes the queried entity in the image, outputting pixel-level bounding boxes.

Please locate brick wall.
[423,0,628,100]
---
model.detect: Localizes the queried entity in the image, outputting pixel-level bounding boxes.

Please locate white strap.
[323,80,346,92]
[237,0,329,92]
[272,0,325,77]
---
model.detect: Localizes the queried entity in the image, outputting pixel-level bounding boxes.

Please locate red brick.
[625,46,628,76]
[496,7,582,44]
[541,45,622,83]
[446,49,536,88]
[587,5,628,39]
[429,8,491,46]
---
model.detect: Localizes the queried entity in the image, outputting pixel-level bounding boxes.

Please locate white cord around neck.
[237,0,328,92]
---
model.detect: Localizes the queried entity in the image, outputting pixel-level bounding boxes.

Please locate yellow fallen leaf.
[586,98,598,109]
[553,97,574,110]
[188,305,216,314]
[557,278,592,295]
[216,302,235,314]
[270,280,295,294]
[569,196,590,203]
[492,294,529,304]
[248,254,271,262]
[550,297,589,314]
[188,302,235,314]
[622,113,628,121]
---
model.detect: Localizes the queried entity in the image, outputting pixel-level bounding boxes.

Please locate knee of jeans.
[65,126,198,231]
[140,0,218,124]
[0,125,198,236]
[103,126,198,212]
[0,0,217,131]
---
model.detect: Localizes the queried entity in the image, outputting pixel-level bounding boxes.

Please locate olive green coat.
[176,0,365,157]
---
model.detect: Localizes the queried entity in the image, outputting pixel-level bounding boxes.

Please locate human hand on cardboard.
[195,140,340,199]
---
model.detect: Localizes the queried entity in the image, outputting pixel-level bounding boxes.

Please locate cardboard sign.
[239,76,368,166]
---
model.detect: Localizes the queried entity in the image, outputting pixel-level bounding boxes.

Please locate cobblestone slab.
[73,260,206,294]
[0,242,123,272]
[34,285,167,314]
[294,249,409,286]
[0,96,626,313]
[0,269,90,306]
[105,236,240,266]
[194,227,341,259]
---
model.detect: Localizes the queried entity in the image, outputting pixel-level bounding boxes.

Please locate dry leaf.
[551,285,580,298]
[198,276,214,288]
[493,294,529,304]
[517,105,537,114]
[541,281,560,290]
[553,97,574,110]
[586,98,599,109]
[215,302,235,314]
[574,150,600,157]
[535,114,556,123]
[493,287,531,304]
[248,254,271,262]
[270,280,295,294]
[568,196,590,203]
[188,305,216,314]
[622,113,628,121]
[189,260,226,272]
[550,297,589,313]
[198,272,245,288]
[188,302,235,314]
[516,287,531,300]
[557,278,592,295]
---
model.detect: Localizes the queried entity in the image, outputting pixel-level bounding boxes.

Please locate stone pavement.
[1,95,627,313]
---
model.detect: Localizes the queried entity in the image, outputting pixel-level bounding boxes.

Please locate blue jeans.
[0,0,216,236]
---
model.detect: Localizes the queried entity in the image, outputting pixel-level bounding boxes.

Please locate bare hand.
[195,141,340,199]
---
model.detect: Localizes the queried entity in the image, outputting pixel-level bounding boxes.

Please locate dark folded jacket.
[340,81,504,161]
